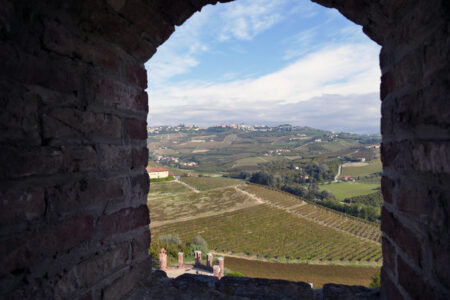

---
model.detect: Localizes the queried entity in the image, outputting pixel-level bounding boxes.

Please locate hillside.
[149,178,381,265]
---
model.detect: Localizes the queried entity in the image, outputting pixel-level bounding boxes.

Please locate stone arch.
[0,0,448,299]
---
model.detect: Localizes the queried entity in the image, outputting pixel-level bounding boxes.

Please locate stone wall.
[0,0,449,299]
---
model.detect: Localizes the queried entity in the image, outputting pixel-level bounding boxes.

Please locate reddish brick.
[125,60,147,88]
[382,237,396,276]
[126,118,147,140]
[98,145,131,171]
[412,142,450,174]
[102,258,152,300]
[43,108,121,140]
[0,146,64,179]
[381,176,395,204]
[132,230,150,258]
[431,241,450,290]
[88,74,146,112]
[132,147,148,169]
[43,18,121,73]
[0,80,41,146]
[55,243,128,295]
[381,268,404,300]
[100,205,149,240]
[48,177,124,213]
[381,207,423,268]
[380,71,395,100]
[130,173,150,198]
[397,255,438,300]
[0,215,94,274]
[63,145,97,173]
[79,291,93,300]
[396,181,443,221]
[0,188,45,224]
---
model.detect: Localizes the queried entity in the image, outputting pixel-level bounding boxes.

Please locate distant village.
[148,123,306,134]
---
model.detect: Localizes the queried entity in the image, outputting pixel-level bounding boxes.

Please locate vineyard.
[224,256,380,288]
[179,176,243,191]
[149,182,258,226]
[151,204,382,264]
[240,184,382,242]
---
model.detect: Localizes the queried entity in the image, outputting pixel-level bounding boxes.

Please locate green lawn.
[341,159,382,178]
[320,182,380,201]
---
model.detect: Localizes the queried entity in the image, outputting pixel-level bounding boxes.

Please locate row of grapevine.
[241,184,381,242]
[152,204,382,263]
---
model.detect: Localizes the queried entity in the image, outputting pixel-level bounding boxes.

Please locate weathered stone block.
[100,205,149,240]
[131,230,150,259]
[98,144,132,171]
[0,188,45,224]
[381,176,395,204]
[55,243,129,296]
[126,118,147,140]
[397,255,438,300]
[0,215,94,275]
[381,207,422,268]
[102,258,152,300]
[382,237,396,277]
[43,108,122,140]
[132,147,148,169]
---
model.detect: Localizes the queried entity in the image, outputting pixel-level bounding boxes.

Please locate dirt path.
[175,178,200,193]
[234,186,264,204]
[150,199,263,228]
[210,251,382,267]
[334,164,342,182]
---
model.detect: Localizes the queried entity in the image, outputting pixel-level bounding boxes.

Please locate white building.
[147,167,169,179]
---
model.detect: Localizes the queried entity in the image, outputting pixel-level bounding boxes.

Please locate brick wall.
[0,0,449,299]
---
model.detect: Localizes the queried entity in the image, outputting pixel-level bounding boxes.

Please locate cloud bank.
[145,0,381,134]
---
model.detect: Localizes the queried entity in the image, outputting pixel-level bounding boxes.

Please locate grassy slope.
[180,176,243,191]
[319,182,380,201]
[225,256,380,288]
[149,182,257,224]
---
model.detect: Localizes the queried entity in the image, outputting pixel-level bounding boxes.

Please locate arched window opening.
[145,0,382,289]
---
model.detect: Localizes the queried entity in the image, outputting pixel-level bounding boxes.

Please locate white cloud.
[148,42,381,133]
[150,43,380,104]
[148,93,380,133]
[218,0,288,41]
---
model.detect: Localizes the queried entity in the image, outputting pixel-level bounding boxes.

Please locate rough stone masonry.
[0,0,449,299]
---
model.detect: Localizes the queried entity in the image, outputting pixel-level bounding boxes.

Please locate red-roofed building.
[147,167,169,179]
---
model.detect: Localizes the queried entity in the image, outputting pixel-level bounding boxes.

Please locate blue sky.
[145,0,381,133]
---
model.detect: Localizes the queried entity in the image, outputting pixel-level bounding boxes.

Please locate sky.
[145,0,382,134]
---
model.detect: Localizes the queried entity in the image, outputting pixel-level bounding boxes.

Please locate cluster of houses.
[154,155,179,163]
[265,149,291,156]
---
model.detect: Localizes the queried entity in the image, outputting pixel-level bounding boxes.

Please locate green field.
[341,159,382,178]
[320,182,380,201]
[225,256,380,288]
[180,176,243,191]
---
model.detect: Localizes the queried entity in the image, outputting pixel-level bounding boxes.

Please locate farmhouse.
[147,167,169,179]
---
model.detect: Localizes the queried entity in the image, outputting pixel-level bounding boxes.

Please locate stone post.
[194,250,202,266]
[218,257,224,278]
[206,252,213,268]
[178,252,183,268]
[213,265,220,278]
[159,253,167,271]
